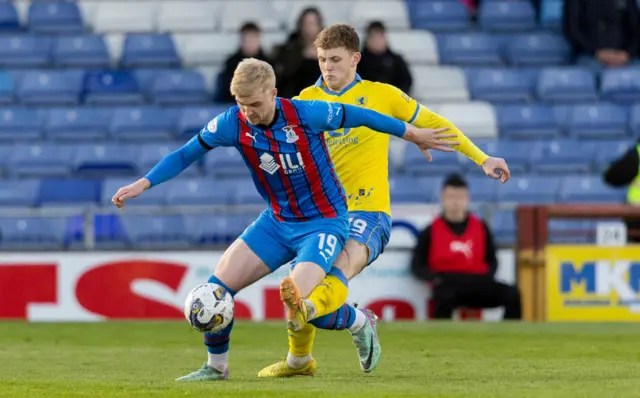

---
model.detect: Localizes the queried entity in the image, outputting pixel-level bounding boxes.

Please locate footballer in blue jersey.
[111,58,458,381]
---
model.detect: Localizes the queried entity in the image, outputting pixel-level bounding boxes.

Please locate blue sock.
[309,303,357,330]
[204,275,236,354]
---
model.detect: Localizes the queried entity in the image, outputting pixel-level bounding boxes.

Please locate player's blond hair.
[314,24,360,53]
[230,58,276,98]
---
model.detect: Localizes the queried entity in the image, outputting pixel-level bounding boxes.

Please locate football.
[183,283,234,333]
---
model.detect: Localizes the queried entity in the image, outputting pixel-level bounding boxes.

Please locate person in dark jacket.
[216,22,272,103]
[357,21,413,94]
[272,7,324,98]
[410,174,521,320]
[563,0,640,67]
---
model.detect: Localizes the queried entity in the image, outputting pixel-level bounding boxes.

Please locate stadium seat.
[219,1,280,32]
[120,215,190,249]
[0,71,14,105]
[138,142,201,177]
[83,70,145,105]
[38,179,101,206]
[101,177,168,207]
[437,102,498,138]
[45,108,110,141]
[0,180,39,206]
[491,210,516,245]
[498,176,560,204]
[234,180,264,205]
[204,147,248,177]
[506,33,570,66]
[73,144,139,177]
[567,104,629,139]
[156,1,220,33]
[54,35,110,68]
[408,0,470,32]
[176,106,225,138]
[411,66,468,102]
[559,175,625,203]
[466,176,500,203]
[166,178,234,205]
[496,105,561,139]
[29,1,83,34]
[0,35,51,67]
[389,176,435,203]
[173,33,236,67]
[478,0,536,32]
[110,107,175,141]
[350,0,410,30]
[403,144,463,175]
[594,140,632,171]
[467,68,535,103]
[147,70,209,105]
[601,68,640,104]
[438,33,502,66]
[540,0,564,30]
[0,108,42,141]
[0,216,66,250]
[91,214,128,250]
[531,140,595,174]
[387,31,439,65]
[547,219,595,244]
[537,68,597,103]
[628,105,640,137]
[183,214,255,245]
[121,34,181,68]
[92,2,156,33]
[18,70,83,106]
[476,140,532,175]
[0,2,19,32]
[9,144,74,178]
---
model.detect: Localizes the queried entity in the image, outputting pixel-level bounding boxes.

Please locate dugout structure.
[516,204,640,321]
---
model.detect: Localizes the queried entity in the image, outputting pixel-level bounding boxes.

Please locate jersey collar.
[314,74,362,97]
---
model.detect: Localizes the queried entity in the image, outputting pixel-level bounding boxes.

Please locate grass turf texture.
[0,321,639,397]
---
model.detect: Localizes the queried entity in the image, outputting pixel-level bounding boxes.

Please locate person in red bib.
[410,174,521,320]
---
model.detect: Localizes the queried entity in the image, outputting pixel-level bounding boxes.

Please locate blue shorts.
[348,211,392,265]
[241,210,349,273]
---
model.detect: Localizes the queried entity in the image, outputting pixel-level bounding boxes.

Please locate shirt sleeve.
[296,99,347,132]
[410,225,435,282]
[198,109,238,149]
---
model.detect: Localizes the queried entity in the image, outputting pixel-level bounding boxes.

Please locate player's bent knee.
[337,240,370,280]
[290,261,329,298]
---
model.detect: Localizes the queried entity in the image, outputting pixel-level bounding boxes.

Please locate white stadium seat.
[219,1,281,32]
[157,1,221,33]
[411,66,469,103]
[174,33,237,67]
[349,0,410,31]
[104,33,124,65]
[437,102,498,138]
[93,2,157,33]
[387,31,439,65]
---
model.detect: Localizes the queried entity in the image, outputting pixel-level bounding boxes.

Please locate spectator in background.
[272,7,323,98]
[563,0,640,68]
[358,21,413,94]
[216,22,272,103]
[603,140,640,242]
[410,174,521,320]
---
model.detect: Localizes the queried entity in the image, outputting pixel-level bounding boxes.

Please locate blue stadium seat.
[204,147,248,177]
[601,68,640,104]
[537,68,597,103]
[83,71,145,105]
[176,106,225,138]
[54,35,110,68]
[0,35,51,67]
[132,68,174,92]
[166,178,234,205]
[120,215,190,249]
[29,2,83,33]
[497,105,560,139]
[531,140,595,174]
[139,142,201,176]
[466,176,500,203]
[0,144,11,176]
[234,180,264,205]
[389,176,435,203]
[101,177,168,207]
[0,108,42,141]
[594,140,632,171]
[0,71,14,104]
[91,214,128,250]
[403,144,462,174]
[0,216,66,250]
[45,108,110,141]
[438,33,502,66]
[0,2,19,32]
[478,0,536,32]
[477,140,532,175]
[498,176,560,203]
[121,34,181,68]
[567,104,629,139]
[628,105,640,137]
[183,214,255,245]
[10,144,74,178]
[110,107,175,141]
[506,33,570,66]
[491,210,516,245]
[468,68,535,103]
[540,0,563,30]
[408,1,470,32]
[18,70,83,105]
[0,180,40,206]
[73,144,139,177]
[38,179,101,206]
[148,70,209,105]
[559,175,625,203]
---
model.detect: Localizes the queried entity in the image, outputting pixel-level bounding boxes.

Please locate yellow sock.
[288,323,316,357]
[307,274,349,319]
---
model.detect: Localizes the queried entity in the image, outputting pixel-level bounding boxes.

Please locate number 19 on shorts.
[318,233,337,263]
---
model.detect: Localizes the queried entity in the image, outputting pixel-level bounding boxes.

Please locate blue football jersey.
[198,98,348,222]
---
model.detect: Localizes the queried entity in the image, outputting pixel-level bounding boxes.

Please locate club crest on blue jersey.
[283,125,299,143]
[207,118,217,133]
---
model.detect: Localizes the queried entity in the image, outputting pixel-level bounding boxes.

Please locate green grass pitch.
[1,321,639,397]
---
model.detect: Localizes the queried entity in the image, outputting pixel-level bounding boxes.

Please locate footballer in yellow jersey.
[259,24,510,379]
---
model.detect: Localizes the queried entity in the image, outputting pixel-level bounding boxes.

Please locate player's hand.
[111,178,150,209]
[481,157,510,183]
[404,125,460,156]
